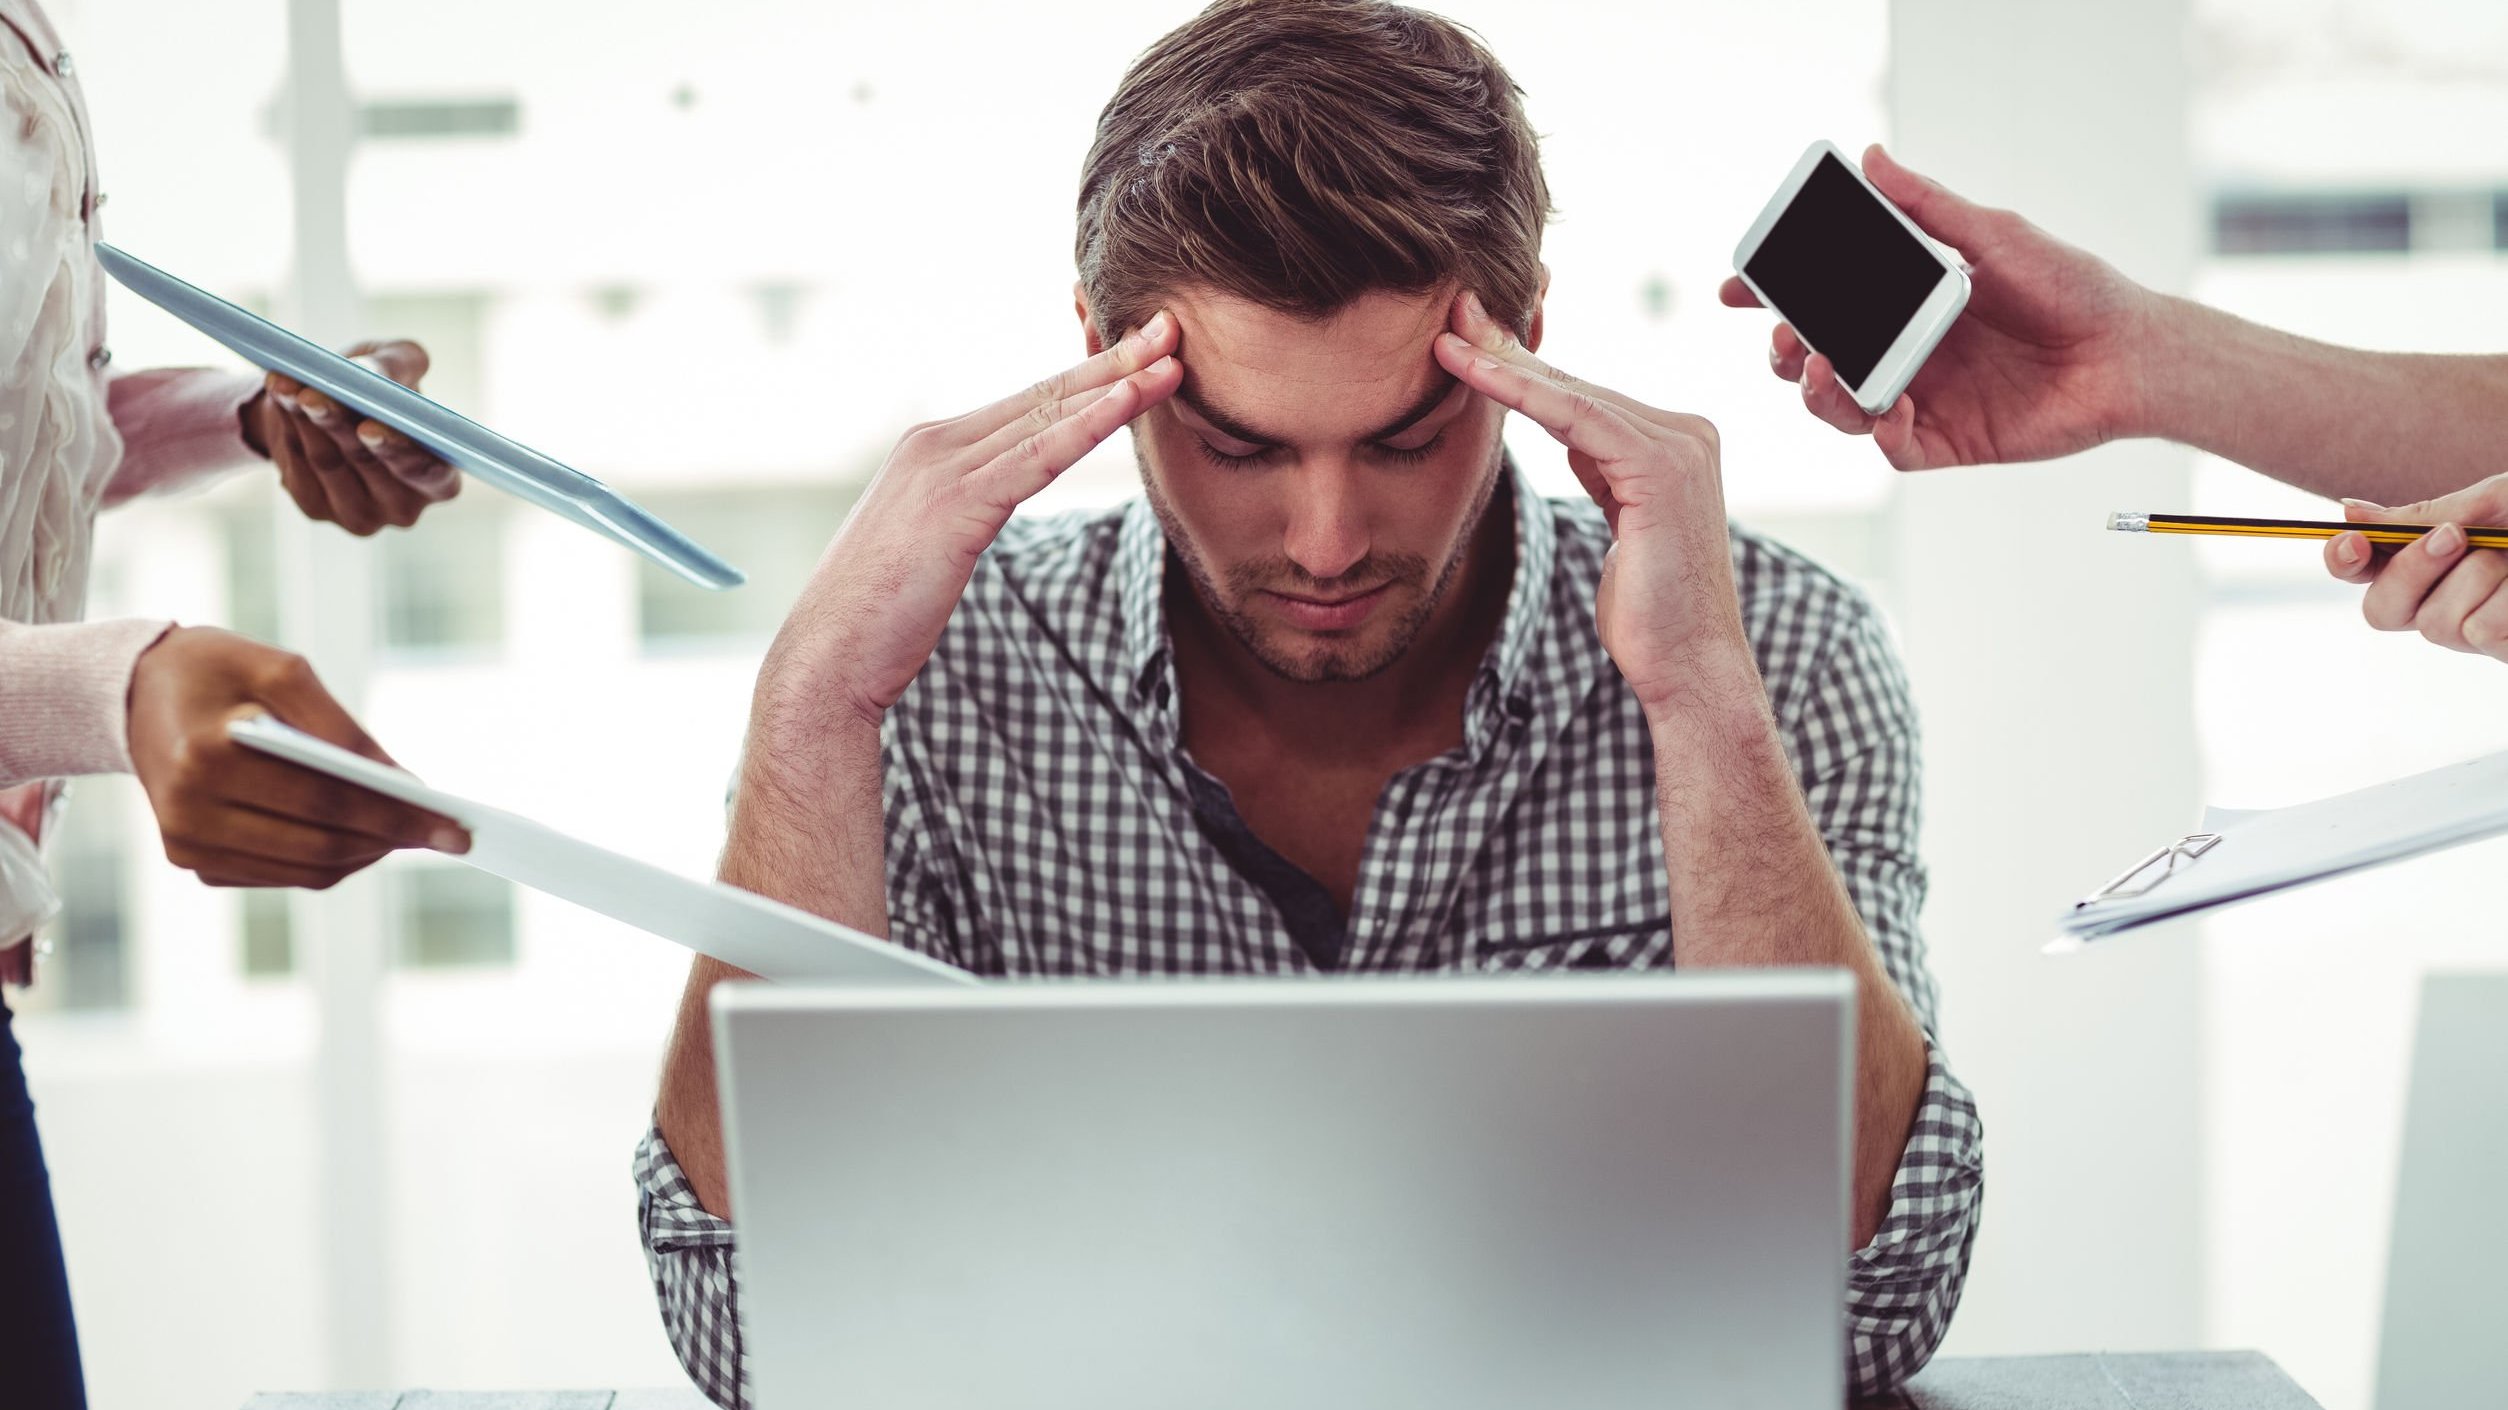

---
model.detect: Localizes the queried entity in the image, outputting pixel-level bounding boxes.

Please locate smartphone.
[1731,141,1970,416]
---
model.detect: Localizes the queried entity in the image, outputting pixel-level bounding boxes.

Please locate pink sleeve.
[0,616,174,785]
[102,367,264,504]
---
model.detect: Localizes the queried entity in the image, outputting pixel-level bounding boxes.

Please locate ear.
[1075,282,1107,356]
[1524,265,1551,354]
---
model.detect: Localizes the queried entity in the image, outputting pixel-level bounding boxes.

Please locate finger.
[1718,276,1762,309]
[1799,352,1883,437]
[353,457,433,529]
[1863,143,2001,250]
[357,422,460,500]
[283,409,386,535]
[2462,587,2508,663]
[214,749,467,851]
[2344,476,2508,531]
[966,356,1182,505]
[1870,394,1925,470]
[247,669,470,851]
[268,414,341,523]
[2411,548,2508,652]
[273,414,372,529]
[296,386,393,474]
[2361,522,2469,633]
[265,371,303,406]
[1771,324,1808,383]
[949,311,1179,446]
[961,382,1149,468]
[1435,331,1654,464]
[1450,291,1670,430]
[163,842,353,891]
[182,801,397,871]
[2324,530,2380,584]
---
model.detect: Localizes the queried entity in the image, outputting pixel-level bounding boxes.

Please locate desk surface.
[240,1350,2323,1410]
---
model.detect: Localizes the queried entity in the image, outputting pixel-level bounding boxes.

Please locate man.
[638,4,1982,1404]
[1723,144,2508,663]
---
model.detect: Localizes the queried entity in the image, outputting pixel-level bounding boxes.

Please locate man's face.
[1112,285,1512,683]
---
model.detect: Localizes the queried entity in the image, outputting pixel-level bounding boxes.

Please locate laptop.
[712,971,1853,1410]
[2374,972,2508,1410]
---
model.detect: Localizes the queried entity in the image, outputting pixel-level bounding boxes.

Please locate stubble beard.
[1138,444,1507,685]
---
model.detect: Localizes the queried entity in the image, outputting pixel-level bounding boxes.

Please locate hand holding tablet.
[97,242,747,590]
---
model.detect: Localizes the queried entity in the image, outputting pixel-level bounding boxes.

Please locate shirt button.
[92,191,107,209]
[52,51,72,78]
[88,346,111,370]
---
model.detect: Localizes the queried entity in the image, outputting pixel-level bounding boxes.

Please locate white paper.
[228,716,974,986]
[2058,748,2508,943]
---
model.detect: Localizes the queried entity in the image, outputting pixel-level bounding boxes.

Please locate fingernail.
[2335,533,2363,566]
[1146,355,1175,374]
[304,400,334,423]
[1464,290,1487,319]
[2341,497,2385,513]
[358,424,388,447]
[1474,354,1500,372]
[430,826,469,854]
[2429,523,2465,556]
[1137,311,1168,342]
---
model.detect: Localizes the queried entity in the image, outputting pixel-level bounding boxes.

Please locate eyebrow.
[1175,371,1463,448]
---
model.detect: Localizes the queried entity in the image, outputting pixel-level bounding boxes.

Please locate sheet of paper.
[229,716,973,986]
[2060,748,2508,942]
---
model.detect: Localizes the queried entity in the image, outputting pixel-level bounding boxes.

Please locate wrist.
[1635,633,1770,736]
[2122,291,2232,449]
[236,390,271,459]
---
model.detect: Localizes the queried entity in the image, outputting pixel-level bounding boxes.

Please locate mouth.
[1261,582,1393,633]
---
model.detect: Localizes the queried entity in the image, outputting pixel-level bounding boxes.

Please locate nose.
[1280,458,1370,584]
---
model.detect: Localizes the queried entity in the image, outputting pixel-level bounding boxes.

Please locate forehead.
[1167,285,1455,443]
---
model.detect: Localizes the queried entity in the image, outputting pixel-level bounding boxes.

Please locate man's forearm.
[1646,644,1929,1250]
[2138,296,2508,506]
[653,708,891,1218]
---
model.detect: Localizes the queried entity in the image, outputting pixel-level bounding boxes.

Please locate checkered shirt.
[634,466,1985,1406]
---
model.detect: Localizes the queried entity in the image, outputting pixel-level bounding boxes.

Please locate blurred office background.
[15,0,2506,1405]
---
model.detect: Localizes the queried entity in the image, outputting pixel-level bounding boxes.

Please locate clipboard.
[96,243,746,591]
[226,714,970,987]
[2056,749,2508,946]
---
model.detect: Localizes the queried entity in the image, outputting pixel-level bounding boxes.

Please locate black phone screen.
[1743,152,1948,390]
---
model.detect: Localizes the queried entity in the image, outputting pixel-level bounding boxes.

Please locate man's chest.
[909,689,1677,979]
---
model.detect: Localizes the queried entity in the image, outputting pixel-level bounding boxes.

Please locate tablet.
[226,714,968,986]
[98,243,746,591]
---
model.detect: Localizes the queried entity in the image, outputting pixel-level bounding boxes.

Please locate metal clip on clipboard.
[2074,832,2223,909]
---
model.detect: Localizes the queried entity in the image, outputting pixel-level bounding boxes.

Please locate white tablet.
[98,242,746,591]
[226,714,968,986]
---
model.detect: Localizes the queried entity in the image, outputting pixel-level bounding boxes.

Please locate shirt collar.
[1114,457,1559,759]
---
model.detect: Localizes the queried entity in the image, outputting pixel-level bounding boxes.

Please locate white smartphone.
[1731,141,1970,416]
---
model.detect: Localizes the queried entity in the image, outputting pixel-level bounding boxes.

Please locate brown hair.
[1075,0,1551,346]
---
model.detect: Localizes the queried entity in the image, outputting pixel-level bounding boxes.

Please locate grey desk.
[241,1350,2323,1409]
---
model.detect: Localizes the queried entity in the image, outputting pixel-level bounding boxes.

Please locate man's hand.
[760,314,1182,729]
[1435,291,1745,714]
[2326,474,2508,663]
[128,626,468,889]
[1719,144,2161,472]
[243,340,460,536]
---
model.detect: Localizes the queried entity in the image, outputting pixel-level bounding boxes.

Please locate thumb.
[1864,143,1999,251]
[346,338,429,390]
[252,657,397,768]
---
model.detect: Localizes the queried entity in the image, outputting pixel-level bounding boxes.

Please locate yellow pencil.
[2107,512,2508,552]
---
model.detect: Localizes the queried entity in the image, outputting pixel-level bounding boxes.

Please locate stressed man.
[637,3,1983,1404]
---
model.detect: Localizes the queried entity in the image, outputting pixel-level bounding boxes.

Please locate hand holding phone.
[1723,143,2161,473]
[1732,141,1970,416]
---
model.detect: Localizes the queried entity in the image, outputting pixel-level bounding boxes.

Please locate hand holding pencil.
[2110,473,2508,663]
[2325,473,2508,663]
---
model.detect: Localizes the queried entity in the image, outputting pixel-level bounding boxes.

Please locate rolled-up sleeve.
[1792,593,1985,1396]
[102,368,261,504]
[634,1123,749,1410]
